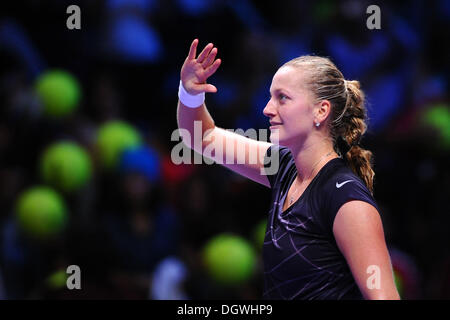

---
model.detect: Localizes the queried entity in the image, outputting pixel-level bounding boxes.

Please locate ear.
[315,100,332,125]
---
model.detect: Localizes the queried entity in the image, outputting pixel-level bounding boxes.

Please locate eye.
[279,93,288,102]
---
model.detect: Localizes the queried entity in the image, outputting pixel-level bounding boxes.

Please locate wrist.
[178,81,205,108]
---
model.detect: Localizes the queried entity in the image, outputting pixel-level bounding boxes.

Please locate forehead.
[270,66,307,93]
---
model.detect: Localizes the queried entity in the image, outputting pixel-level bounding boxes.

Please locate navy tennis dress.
[262,144,380,300]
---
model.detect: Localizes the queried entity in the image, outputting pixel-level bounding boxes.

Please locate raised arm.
[177,39,273,187]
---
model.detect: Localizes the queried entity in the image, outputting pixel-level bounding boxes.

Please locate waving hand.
[180,39,222,95]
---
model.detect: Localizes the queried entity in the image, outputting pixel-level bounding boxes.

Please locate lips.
[269,121,283,129]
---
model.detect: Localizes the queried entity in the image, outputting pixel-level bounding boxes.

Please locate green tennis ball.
[15,186,68,239]
[203,234,256,286]
[253,219,267,249]
[35,70,81,117]
[423,104,450,129]
[46,269,68,290]
[40,142,92,193]
[97,121,143,169]
[422,104,450,148]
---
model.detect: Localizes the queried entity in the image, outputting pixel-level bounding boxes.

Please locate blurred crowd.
[0,0,449,299]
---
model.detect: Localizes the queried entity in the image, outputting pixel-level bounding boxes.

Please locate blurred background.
[0,0,448,299]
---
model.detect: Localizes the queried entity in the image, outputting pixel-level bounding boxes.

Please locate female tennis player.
[177,39,400,300]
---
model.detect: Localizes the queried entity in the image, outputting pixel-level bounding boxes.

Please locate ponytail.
[338,80,375,194]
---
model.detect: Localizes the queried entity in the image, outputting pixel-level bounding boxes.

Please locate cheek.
[289,101,314,123]
[281,107,313,136]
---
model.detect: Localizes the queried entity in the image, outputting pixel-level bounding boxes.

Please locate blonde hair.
[282,56,375,194]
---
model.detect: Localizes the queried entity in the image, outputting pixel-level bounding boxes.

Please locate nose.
[263,98,276,118]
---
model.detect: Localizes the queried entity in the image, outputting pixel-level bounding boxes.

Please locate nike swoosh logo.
[336,180,354,188]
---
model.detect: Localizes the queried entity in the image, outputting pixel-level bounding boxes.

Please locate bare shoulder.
[333,201,382,236]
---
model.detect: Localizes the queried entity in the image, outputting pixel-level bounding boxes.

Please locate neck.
[289,138,338,184]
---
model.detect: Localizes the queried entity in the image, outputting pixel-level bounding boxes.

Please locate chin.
[270,135,291,147]
[269,128,282,144]
[270,134,301,149]
[269,128,301,147]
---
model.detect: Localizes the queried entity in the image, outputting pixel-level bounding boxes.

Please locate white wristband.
[178,81,205,108]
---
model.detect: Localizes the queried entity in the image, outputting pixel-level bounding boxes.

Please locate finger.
[197,43,213,63]
[194,83,217,93]
[201,47,218,68]
[187,39,199,60]
[203,58,221,78]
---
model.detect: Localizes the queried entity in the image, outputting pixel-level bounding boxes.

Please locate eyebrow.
[269,88,291,96]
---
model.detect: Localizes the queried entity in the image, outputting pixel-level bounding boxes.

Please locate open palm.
[180,39,222,95]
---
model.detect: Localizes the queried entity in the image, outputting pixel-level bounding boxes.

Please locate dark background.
[0,0,448,299]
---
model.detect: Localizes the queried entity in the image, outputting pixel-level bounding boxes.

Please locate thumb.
[194,83,217,93]
[204,84,217,93]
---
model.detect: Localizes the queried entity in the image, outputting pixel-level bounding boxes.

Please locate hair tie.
[337,136,351,157]
[337,136,360,157]
[351,139,360,147]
